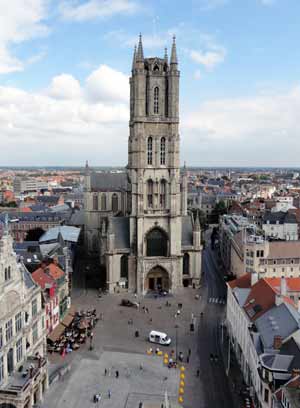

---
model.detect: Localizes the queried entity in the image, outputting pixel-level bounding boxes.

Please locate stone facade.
[0,226,48,408]
[84,36,202,294]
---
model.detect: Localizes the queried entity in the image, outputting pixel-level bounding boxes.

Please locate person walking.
[115,370,119,378]
[188,348,191,357]
[108,389,111,399]
[187,355,190,364]
[104,368,107,376]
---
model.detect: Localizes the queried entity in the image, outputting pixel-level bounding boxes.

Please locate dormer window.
[154,87,159,114]
[153,64,159,72]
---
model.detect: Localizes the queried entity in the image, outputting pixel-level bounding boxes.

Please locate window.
[147,137,153,165]
[120,255,128,280]
[0,355,3,383]
[0,328,2,349]
[32,322,38,344]
[146,228,168,257]
[93,194,98,211]
[101,194,107,211]
[4,266,11,281]
[183,253,190,275]
[154,87,159,114]
[16,338,23,363]
[160,179,166,208]
[264,388,269,403]
[15,312,22,333]
[160,137,166,165]
[5,319,13,342]
[112,194,118,213]
[147,179,153,208]
[32,299,38,318]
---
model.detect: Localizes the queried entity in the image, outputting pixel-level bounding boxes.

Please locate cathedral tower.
[127,35,185,293]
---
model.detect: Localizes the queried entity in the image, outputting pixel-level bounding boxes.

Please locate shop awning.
[61,313,74,328]
[47,323,65,343]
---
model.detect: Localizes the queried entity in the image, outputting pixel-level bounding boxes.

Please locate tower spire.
[136,33,144,62]
[132,45,137,70]
[164,47,168,62]
[170,35,178,65]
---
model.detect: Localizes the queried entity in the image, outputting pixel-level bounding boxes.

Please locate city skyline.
[0,0,300,166]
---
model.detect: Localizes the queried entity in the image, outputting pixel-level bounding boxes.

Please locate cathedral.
[84,35,202,294]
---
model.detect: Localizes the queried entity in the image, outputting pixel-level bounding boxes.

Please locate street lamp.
[175,324,179,363]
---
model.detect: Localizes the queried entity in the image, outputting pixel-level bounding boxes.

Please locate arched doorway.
[146,228,168,257]
[145,266,169,292]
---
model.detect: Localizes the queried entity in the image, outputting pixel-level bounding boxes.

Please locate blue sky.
[0,0,300,166]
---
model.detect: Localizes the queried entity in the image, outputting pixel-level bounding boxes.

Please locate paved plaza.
[42,288,205,408]
[46,351,180,408]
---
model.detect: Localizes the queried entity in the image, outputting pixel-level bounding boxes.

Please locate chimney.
[273,335,283,350]
[251,272,259,286]
[280,277,287,296]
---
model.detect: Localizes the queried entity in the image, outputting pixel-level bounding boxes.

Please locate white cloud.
[85,65,129,103]
[0,0,49,74]
[0,64,129,165]
[59,0,138,21]
[182,85,300,166]
[47,74,82,100]
[189,46,226,70]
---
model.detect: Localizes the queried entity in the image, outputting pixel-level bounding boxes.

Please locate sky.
[0,0,300,167]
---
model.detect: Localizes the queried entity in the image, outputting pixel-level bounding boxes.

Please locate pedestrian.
[115,370,119,378]
[104,368,107,376]
[188,348,191,357]
[196,369,200,377]
[149,317,152,323]
[140,363,143,370]
[187,355,190,364]
[108,389,111,399]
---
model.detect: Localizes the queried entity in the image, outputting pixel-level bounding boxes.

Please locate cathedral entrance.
[145,266,169,292]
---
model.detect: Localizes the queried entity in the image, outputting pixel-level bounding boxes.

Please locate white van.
[149,330,171,346]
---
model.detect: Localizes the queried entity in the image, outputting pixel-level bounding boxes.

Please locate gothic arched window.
[160,137,166,165]
[183,253,190,275]
[112,193,118,213]
[146,228,168,257]
[154,87,159,114]
[93,194,98,211]
[160,179,166,208]
[147,179,153,208]
[101,194,107,211]
[147,137,153,165]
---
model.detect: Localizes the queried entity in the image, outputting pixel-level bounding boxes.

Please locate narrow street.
[197,240,236,408]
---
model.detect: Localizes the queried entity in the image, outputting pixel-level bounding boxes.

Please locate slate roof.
[263,211,297,225]
[91,172,128,192]
[260,353,294,371]
[20,263,37,289]
[233,287,251,307]
[181,215,193,246]
[39,226,80,243]
[255,303,300,349]
[280,337,300,371]
[69,210,84,226]
[111,217,130,249]
[36,195,61,205]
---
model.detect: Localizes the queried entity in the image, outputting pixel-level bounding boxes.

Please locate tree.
[211,200,227,223]
[25,228,45,241]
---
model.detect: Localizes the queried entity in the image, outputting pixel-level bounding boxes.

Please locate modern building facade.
[84,36,202,294]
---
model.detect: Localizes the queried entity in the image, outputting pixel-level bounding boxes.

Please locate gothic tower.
[128,35,184,293]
